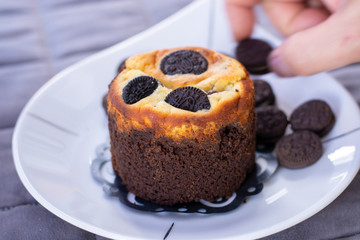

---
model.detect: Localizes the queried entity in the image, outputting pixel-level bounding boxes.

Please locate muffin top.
[107,47,254,140]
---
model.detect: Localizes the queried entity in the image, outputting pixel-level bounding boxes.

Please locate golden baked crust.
[108,46,254,141]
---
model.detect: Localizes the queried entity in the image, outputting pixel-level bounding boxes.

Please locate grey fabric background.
[0,0,359,239]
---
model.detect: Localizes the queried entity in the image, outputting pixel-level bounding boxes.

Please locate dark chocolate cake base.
[108,116,255,206]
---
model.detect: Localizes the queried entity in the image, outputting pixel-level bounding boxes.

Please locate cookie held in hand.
[235,39,273,75]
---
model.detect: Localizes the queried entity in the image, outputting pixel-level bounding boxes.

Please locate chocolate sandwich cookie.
[275,130,323,169]
[117,58,127,73]
[254,79,275,107]
[102,94,108,114]
[122,76,159,104]
[235,38,273,74]
[160,49,208,75]
[290,100,335,137]
[165,86,211,112]
[256,106,288,144]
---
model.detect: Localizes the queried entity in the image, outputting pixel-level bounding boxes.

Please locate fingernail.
[268,49,295,77]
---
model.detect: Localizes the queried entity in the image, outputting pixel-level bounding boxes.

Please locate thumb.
[268,0,360,77]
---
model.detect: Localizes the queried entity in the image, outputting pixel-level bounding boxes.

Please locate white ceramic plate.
[12,0,360,239]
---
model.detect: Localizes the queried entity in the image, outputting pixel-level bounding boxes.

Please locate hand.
[226,0,360,77]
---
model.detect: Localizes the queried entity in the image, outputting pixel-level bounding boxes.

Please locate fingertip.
[268,48,296,77]
[225,0,256,41]
[266,0,360,77]
[262,1,330,36]
[288,8,329,35]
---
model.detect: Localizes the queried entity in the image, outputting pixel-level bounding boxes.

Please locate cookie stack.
[235,38,335,169]
[253,80,335,169]
[235,39,288,147]
[276,100,335,169]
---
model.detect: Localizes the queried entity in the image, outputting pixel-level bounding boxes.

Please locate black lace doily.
[91,143,277,214]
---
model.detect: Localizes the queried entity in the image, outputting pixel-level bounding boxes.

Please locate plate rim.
[11,0,360,239]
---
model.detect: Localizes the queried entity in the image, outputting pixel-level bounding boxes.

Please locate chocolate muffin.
[107,47,256,205]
